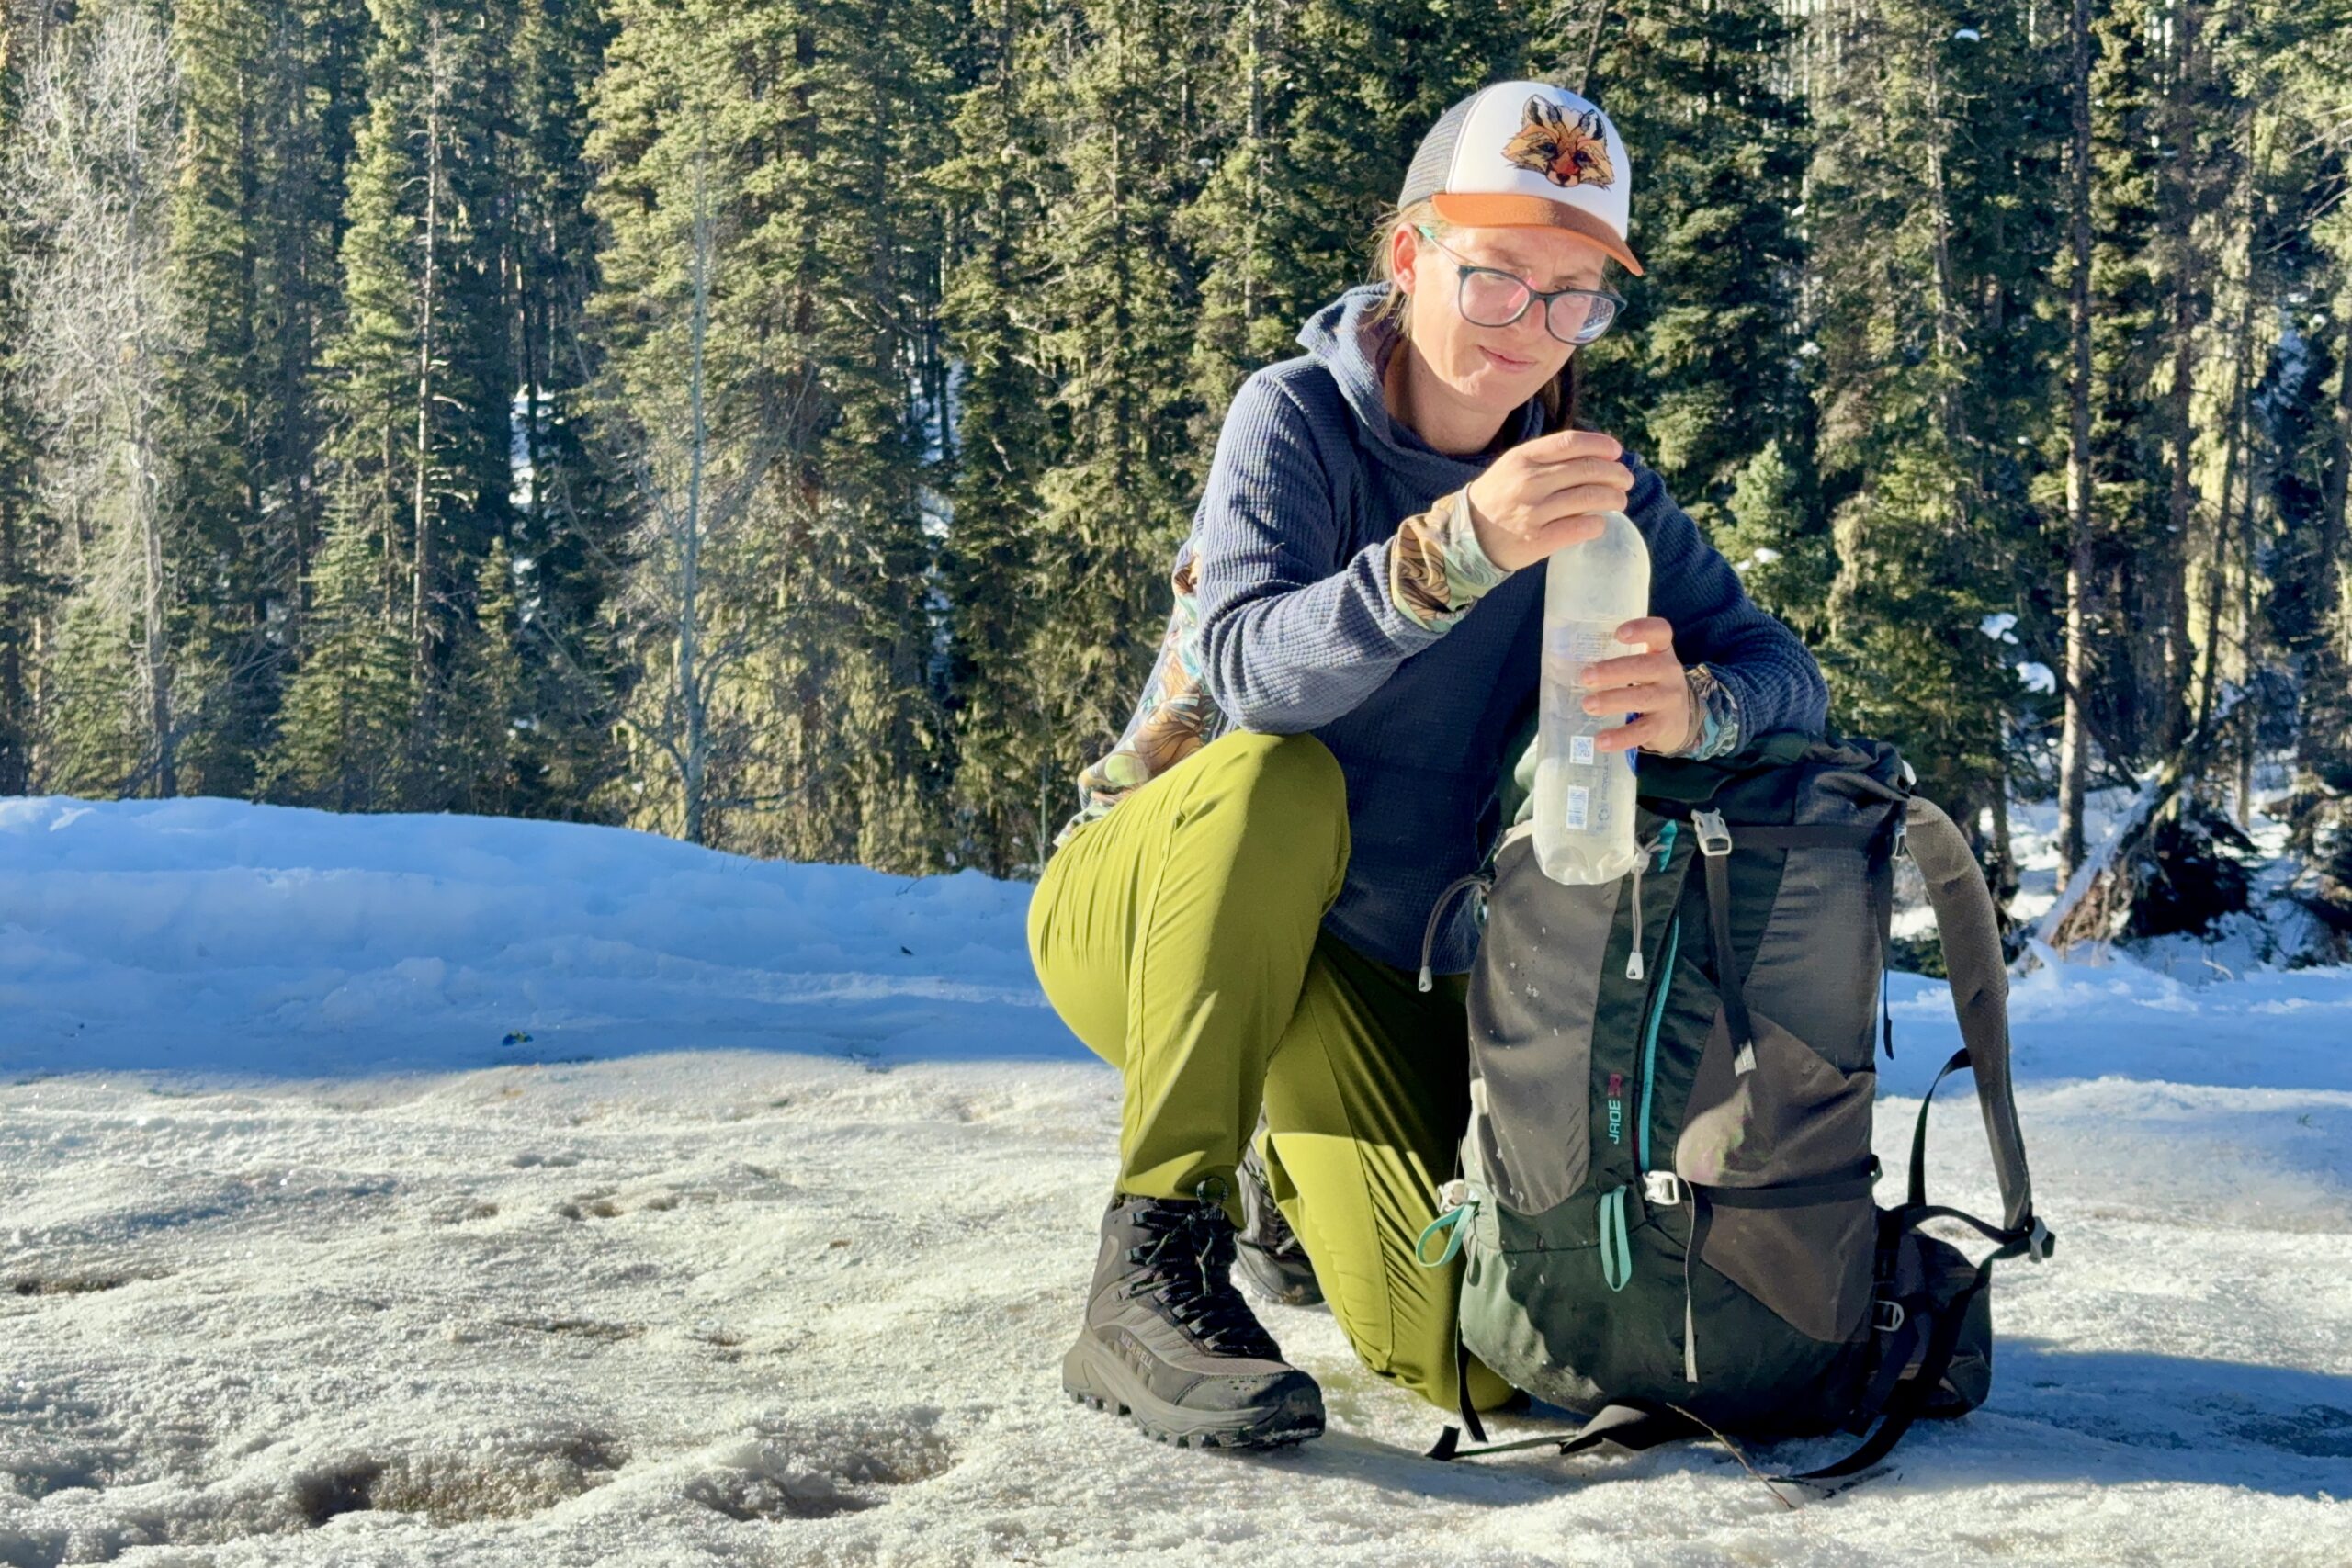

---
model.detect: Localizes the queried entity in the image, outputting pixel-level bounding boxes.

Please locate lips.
[1480,346,1533,371]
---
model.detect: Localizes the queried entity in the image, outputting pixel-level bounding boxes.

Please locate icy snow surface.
[1,795,2346,1565]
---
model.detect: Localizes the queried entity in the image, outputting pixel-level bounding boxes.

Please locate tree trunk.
[412,17,447,728]
[2057,0,2095,885]
[2160,0,2201,752]
[678,142,715,849]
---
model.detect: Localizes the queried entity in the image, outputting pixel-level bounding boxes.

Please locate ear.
[1525,95,1560,127]
[1389,223,1420,293]
[1577,107,1605,139]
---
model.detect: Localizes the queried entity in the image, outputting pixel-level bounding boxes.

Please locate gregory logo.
[1504,96,1616,190]
[1605,1072,1624,1145]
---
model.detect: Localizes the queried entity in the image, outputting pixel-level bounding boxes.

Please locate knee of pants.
[1196,731,1350,898]
[1330,1300,1461,1411]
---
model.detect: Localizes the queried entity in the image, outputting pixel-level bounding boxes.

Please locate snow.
[3,795,2349,1564]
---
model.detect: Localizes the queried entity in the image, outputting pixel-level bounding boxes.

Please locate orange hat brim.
[1429,191,1645,277]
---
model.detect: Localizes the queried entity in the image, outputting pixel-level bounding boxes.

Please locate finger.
[1596,711,1684,753]
[1577,654,1681,693]
[1580,680,1684,718]
[1521,456,1635,497]
[1523,469,1635,515]
[1528,482,1637,523]
[1526,428,1624,466]
[1613,616,1676,653]
[1528,513,1607,553]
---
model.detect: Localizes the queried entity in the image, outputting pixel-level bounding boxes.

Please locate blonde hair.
[1367,197,1447,341]
[1364,198,1579,437]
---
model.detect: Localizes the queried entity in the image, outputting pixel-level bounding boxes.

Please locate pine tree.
[264,507,413,808]
[502,0,628,820]
[1574,0,1811,545]
[441,536,526,812]
[1187,0,1526,410]
[934,0,1059,873]
[1006,0,1223,846]
[315,0,515,807]
[589,0,954,863]
[1807,0,2067,869]
[163,0,368,796]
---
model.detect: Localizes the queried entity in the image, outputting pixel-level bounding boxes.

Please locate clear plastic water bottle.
[1533,509,1651,885]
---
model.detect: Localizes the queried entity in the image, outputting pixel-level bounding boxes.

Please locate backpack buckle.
[1692,808,1734,857]
[1641,1171,1686,1207]
[1872,1298,1907,1333]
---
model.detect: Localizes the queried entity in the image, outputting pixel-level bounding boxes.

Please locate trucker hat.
[1397,80,1644,276]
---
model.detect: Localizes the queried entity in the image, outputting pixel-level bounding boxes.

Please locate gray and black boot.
[1062,1186,1326,1449]
[1234,1144,1324,1308]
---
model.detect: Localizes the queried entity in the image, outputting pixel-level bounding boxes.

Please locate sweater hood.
[1295,282,1546,486]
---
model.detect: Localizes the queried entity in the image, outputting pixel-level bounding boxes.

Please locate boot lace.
[1125,1202,1283,1360]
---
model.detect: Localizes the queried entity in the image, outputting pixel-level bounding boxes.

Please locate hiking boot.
[1234,1144,1324,1308]
[1062,1188,1326,1449]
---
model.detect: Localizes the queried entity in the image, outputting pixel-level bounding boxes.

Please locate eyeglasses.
[1412,223,1624,345]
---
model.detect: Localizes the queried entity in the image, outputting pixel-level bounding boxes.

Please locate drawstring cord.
[1418,873,1493,992]
[1624,822,1680,980]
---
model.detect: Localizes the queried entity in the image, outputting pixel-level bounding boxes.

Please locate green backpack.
[1411,730,2054,1481]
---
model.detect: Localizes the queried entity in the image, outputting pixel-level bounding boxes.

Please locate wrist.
[1679,663,1744,760]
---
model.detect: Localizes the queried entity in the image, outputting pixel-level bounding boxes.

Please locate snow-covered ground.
[2,795,2347,1565]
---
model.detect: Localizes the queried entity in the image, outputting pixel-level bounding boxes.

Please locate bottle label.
[1564,785,1590,830]
[1569,734,1595,765]
[1546,623,1622,664]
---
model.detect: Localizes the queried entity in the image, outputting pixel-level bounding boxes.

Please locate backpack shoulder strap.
[1902,794,2040,1240]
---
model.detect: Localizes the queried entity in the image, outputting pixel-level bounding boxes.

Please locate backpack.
[1411,730,2054,1482]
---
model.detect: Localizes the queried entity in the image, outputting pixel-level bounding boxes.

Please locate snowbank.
[1,795,1050,1077]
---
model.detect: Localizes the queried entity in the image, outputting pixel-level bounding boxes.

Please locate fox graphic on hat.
[1504,97,1616,191]
[1398,80,1644,276]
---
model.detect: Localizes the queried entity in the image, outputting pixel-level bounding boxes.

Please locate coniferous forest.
[3,0,2348,947]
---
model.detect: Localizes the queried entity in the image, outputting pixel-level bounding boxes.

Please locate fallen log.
[2031,684,2251,956]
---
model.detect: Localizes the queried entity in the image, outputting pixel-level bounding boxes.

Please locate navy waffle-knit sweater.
[1189,282,1828,976]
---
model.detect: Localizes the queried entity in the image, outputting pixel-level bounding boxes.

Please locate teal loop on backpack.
[1656,820,1679,871]
[1416,1201,1475,1268]
[1636,917,1681,1169]
[1599,1186,1634,1292]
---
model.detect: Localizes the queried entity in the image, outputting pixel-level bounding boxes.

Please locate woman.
[1026,79,1828,1450]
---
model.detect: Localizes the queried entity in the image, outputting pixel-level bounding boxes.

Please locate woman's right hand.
[1462,429,1635,573]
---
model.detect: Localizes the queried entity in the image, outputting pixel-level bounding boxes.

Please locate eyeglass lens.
[1458,269,1615,344]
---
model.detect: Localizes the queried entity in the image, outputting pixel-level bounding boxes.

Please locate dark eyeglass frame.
[1412,223,1626,346]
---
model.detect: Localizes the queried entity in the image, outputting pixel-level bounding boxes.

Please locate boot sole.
[1062,1337,1325,1450]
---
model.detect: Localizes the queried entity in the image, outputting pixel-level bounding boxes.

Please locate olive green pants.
[1026,729,1513,1414]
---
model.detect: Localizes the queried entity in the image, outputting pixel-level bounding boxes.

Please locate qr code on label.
[1565,785,1589,830]
[1569,734,1595,765]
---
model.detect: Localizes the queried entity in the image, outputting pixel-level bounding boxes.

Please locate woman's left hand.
[1577,616,1698,755]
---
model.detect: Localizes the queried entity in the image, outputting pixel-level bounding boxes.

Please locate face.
[1390,222,1611,411]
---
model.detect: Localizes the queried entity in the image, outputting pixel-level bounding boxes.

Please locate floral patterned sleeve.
[1053,552,1224,850]
[1386,488,1511,631]
[1679,662,1745,760]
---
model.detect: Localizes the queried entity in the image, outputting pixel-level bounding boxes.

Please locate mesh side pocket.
[1464,834,1621,1214]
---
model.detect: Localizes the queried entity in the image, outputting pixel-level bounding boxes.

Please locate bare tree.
[6,8,188,795]
[591,137,812,846]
